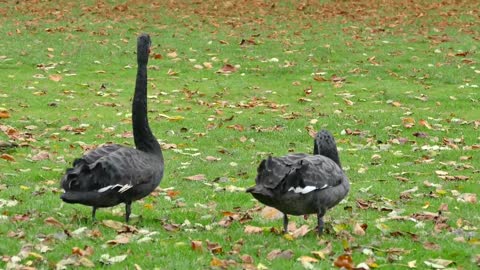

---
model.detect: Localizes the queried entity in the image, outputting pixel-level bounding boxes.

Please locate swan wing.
[62,146,163,193]
[282,155,345,194]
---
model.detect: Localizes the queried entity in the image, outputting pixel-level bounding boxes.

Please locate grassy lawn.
[0,1,479,269]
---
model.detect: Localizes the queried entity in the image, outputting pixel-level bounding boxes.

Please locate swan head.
[314,129,342,168]
[137,33,151,64]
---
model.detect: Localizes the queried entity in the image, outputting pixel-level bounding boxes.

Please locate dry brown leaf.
[49,74,62,82]
[44,217,64,228]
[210,257,226,268]
[1,153,15,162]
[102,220,124,231]
[166,51,177,58]
[191,240,203,252]
[260,206,283,220]
[267,249,294,261]
[217,64,237,74]
[391,101,402,107]
[184,174,206,181]
[311,242,333,260]
[106,235,130,246]
[423,241,440,250]
[206,241,223,254]
[333,254,354,270]
[205,156,220,162]
[353,223,366,236]
[0,109,10,119]
[244,225,263,234]
[343,98,354,106]
[31,151,51,161]
[291,225,310,238]
[72,246,94,257]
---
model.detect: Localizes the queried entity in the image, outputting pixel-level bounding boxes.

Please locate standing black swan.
[60,34,164,223]
[247,130,349,235]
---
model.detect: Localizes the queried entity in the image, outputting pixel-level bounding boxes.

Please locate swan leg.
[317,210,325,235]
[92,207,97,221]
[125,202,132,223]
[283,214,289,233]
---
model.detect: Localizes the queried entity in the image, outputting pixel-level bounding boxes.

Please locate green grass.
[0,1,479,269]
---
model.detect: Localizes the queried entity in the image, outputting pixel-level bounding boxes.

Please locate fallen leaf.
[206,241,223,254]
[334,254,354,270]
[106,235,130,246]
[267,249,294,261]
[298,255,319,269]
[102,220,124,231]
[184,174,206,181]
[210,257,227,268]
[44,217,64,228]
[291,225,310,238]
[1,153,15,162]
[424,258,454,269]
[31,151,51,161]
[244,225,263,234]
[49,74,62,82]
[0,108,10,119]
[191,240,203,252]
[423,241,440,250]
[99,254,127,265]
[217,64,237,74]
[311,242,333,260]
[353,223,366,235]
[72,246,94,257]
[260,206,283,220]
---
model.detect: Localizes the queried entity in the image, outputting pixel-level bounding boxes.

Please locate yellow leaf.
[158,114,184,121]
[20,185,30,190]
[283,233,294,241]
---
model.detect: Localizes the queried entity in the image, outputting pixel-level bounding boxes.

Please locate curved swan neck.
[132,35,162,156]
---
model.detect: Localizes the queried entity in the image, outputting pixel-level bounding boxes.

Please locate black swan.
[247,130,349,234]
[60,34,164,223]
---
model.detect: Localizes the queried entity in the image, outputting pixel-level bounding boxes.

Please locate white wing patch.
[288,185,318,194]
[98,184,133,193]
[288,184,329,194]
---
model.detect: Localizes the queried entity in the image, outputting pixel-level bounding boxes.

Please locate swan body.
[247,130,349,234]
[61,34,164,222]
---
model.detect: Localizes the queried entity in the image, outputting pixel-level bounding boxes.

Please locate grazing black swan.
[247,130,349,235]
[60,34,164,223]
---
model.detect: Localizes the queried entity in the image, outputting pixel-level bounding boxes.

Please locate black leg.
[283,214,289,233]
[125,202,132,223]
[92,207,97,222]
[317,210,325,235]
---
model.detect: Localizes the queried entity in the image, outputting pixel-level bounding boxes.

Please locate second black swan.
[247,130,349,235]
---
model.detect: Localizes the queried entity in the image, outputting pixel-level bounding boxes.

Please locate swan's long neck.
[132,56,162,157]
[314,131,342,168]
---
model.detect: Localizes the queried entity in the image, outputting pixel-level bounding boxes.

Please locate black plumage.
[247,130,349,234]
[60,34,164,222]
